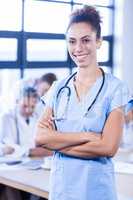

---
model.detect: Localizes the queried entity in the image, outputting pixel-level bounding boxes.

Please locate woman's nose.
[75,41,84,52]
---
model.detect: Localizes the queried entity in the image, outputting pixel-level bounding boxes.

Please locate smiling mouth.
[73,54,89,60]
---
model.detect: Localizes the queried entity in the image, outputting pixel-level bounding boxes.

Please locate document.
[0,155,22,164]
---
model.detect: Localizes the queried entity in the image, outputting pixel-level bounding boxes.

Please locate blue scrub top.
[42,72,129,200]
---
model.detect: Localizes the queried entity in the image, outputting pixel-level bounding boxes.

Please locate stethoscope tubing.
[54,68,105,129]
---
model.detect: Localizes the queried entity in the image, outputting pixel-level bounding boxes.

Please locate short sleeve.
[108,83,130,114]
[41,81,59,109]
[125,98,133,114]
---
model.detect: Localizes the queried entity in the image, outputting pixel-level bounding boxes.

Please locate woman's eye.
[83,39,90,43]
[68,40,75,44]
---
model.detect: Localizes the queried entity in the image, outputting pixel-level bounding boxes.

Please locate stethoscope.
[53,68,105,128]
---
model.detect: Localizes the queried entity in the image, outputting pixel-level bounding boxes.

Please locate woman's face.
[66,22,101,68]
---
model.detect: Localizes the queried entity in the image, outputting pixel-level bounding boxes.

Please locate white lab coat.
[0,105,40,157]
[35,100,45,116]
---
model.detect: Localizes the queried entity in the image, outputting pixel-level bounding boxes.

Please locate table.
[0,150,133,200]
[0,165,50,199]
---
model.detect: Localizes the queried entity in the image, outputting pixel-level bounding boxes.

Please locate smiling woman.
[35,5,129,200]
[66,5,102,71]
[66,22,102,70]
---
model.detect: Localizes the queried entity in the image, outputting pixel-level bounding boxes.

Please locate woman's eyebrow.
[68,35,91,40]
[67,37,76,40]
[81,35,91,39]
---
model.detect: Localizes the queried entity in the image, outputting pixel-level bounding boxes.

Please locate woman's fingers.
[38,118,55,131]
[48,119,56,130]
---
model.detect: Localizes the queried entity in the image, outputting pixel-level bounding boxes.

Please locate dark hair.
[21,86,38,99]
[66,5,102,39]
[39,73,57,86]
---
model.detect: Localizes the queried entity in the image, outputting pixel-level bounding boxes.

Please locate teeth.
[76,55,87,58]
[76,54,87,57]
[73,54,89,59]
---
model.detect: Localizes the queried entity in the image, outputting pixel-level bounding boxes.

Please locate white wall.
[114,0,133,94]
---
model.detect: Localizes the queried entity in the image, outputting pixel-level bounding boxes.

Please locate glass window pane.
[27,39,67,61]
[24,1,71,33]
[0,69,20,112]
[0,0,22,31]
[73,5,113,36]
[97,40,109,62]
[24,68,70,81]
[73,0,112,6]
[99,7,113,36]
[0,38,17,61]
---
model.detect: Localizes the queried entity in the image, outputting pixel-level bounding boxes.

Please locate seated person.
[0,86,52,200]
[0,86,52,157]
[36,73,57,98]
[35,73,57,116]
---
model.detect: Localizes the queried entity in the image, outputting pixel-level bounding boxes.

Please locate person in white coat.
[0,86,52,157]
[0,86,52,200]
[35,73,57,117]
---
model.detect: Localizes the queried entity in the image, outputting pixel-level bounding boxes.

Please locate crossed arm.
[35,107,124,158]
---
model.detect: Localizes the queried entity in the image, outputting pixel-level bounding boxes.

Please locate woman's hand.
[36,116,57,147]
[36,107,102,151]
[38,115,56,131]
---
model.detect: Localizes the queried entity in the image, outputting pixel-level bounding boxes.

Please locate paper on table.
[0,155,22,164]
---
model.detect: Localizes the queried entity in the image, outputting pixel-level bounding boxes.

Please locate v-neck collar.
[71,75,103,103]
[67,74,104,117]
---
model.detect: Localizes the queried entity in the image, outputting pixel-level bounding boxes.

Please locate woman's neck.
[76,65,101,86]
[73,65,102,101]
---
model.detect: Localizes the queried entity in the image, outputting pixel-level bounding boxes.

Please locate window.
[73,0,113,6]
[27,39,67,61]
[0,0,22,31]
[73,5,113,36]
[0,0,114,75]
[24,68,70,81]
[24,1,71,33]
[97,40,109,62]
[99,7,113,36]
[0,38,17,61]
[0,69,20,112]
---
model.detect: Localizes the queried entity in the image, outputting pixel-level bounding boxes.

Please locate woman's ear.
[96,38,102,49]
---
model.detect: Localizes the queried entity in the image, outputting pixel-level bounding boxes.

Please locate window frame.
[0,0,114,77]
